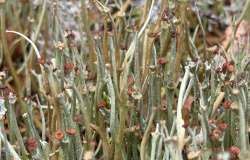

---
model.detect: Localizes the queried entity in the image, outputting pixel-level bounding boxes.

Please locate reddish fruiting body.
[66,128,77,136]
[227,64,234,73]
[38,57,46,65]
[217,122,228,130]
[158,57,167,65]
[229,146,240,158]
[26,137,37,152]
[127,87,135,96]
[210,128,222,141]
[55,130,64,141]
[223,100,232,109]
[97,99,107,109]
[64,63,75,74]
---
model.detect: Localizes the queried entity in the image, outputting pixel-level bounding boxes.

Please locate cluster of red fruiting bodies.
[209,119,228,141]
[55,128,77,141]
[37,57,80,76]
[208,119,241,158]
[228,146,240,159]
[216,56,235,74]
[25,128,77,153]
[223,100,233,109]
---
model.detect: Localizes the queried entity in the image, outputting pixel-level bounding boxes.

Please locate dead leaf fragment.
[230,101,239,110]
[222,20,250,54]
[83,151,94,160]
[188,150,201,159]
[212,92,225,115]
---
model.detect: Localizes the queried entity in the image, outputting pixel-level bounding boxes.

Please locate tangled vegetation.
[0,0,250,159]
